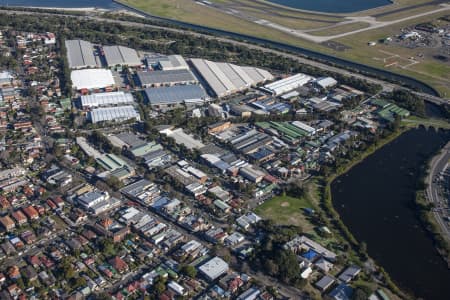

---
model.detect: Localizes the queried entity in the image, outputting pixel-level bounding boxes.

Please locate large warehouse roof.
[159,55,189,70]
[65,39,96,69]
[103,45,141,67]
[262,73,313,96]
[71,69,115,90]
[88,106,140,123]
[144,85,207,106]
[137,69,197,87]
[190,58,273,98]
[81,91,134,108]
[159,128,205,150]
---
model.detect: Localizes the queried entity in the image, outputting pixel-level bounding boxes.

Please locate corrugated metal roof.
[137,69,197,86]
[144,85,207,105]
[81,91,134,108]
[190,58,273,98]
[103,45,141,67]
[88,106,140,123]
[65,40,96,69]
[159,55,189,70]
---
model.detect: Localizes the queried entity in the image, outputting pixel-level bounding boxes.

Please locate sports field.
[118,0,450,96]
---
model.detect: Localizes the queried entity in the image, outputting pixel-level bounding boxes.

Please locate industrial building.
[71,69,115,90]
[95,153,135,181]
[292,121,317,136]
[158,55,189,71]
[77,190,121,215]
[144,85,207,109]
[198,256,229,281]
[80,91,134,109]
[65,39,96,69]
[190,58,273,98]
[96,153,129,172]
[137,69,198,88]
[87,106,141,123]
[208,103,224,118]
[315,77,338,90]
[159,127,205,150]
[239,165,266,183]
[102,45,141,67]
[262,73,313,96]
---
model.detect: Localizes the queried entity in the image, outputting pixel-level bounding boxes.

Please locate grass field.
[255,194,312,228]
[255,182,320,232]
[118,0,450,96]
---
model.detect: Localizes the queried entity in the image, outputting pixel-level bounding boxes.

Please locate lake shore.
[323,128,408,297]
[330,126,450,299]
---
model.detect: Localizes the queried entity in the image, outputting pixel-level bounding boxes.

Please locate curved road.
[426,142,450,240]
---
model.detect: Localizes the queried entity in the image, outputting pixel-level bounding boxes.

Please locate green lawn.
[255,194,314,230]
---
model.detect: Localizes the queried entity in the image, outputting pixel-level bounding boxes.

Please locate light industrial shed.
[71,69,115,90]
[144,85,207,108]
[65,39,96,69]
[158,55,189,70]
[262,73,313,96]
[137,69,198,87]
[80,91,134,109]
[190,58,273,98]
[103,45,141,67]
[87,106,140,123]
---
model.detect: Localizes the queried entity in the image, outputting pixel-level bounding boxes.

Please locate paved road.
[426,142,450,239]
[0,8,448,105]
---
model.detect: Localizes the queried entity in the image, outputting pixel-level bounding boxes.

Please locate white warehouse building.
[87,106,141,123]
[190,58,273,98]
[80,91,134,109]
[71,69,115,90]
[262,73,313,96]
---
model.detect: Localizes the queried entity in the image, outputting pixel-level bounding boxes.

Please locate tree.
[275,250,301,284]
[100,238,116,257]
[71,276,86,289]
[154,280,166,295]
[353,286,372,300]
[59,258,76,280]
[263,259,279,276]
[105,175,123,191]
[180,264,197,278]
